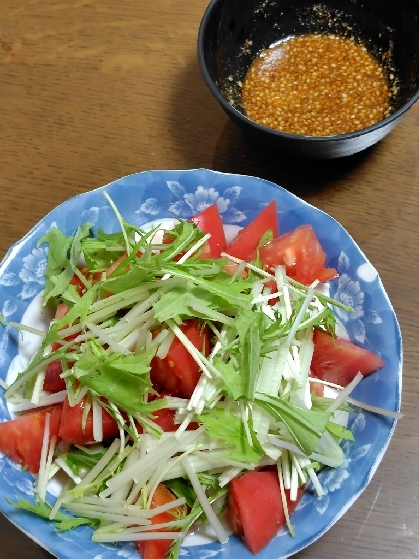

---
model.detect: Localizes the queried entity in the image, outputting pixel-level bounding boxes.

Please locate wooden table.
[0,1,418,558]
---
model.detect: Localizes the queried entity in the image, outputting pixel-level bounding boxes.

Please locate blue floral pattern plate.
[0,169,402,559]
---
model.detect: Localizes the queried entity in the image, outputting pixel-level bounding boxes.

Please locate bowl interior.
[200,0,419,117]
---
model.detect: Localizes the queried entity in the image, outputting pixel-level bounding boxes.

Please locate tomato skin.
[259,224,338,285]
[44,360,66,393]
[55,302,70,320]
[58,396,120,445]
[105,252,129,277]
[69,269,102,296]
[137,483,182,559]
[69,274,86,297]
[191,204,227,257]
[309,374,325,397]
[150,320,210,399]
[311,329,385,386]
[0,406,62,474]
[226,470,305,554]
[226,201,278,260]
[151,407,198,432]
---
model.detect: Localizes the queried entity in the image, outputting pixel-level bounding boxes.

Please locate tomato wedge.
[226,470,305,554]
[258,224,337,285]
[150,320,210,399]
[44,360,66,393]
[137,483,183,559]
[226,200,278,260]
[0,406,62,474]
[311,329,385,386]
[151,406,198,432]
[191,204,227,257]
[58,396,120,445]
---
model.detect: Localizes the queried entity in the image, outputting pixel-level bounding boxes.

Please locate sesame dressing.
[241,34,391,136]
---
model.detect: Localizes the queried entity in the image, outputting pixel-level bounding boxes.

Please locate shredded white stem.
[277,459,295,537]
[92,397,104,442]
[221,252,274,278]
[36,412,51,501]
[346,397,404,419]
[92,531,185,543]
[327,372,364,413]
[182,455,229,544]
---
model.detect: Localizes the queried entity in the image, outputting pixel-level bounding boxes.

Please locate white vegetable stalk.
[31,369,46,405]
[39,435,57,503]
[92,397,104,443]
[295,331,315,409]
[277,458,295,537]
[218,466,243,487]
[346,397,404,419]
[111,448,141,502]
[36,412,51,502]
[92,531,185,543]
[88,289,161,327]
[9,390,67,412]
[156,330,175,359]
[252,343,289,442]
[221,252,273,279]
[275,266,292,319]
[63,504,152,525]
[161,233,212,280]
[85,322,131,355]
[327,372,363,413]
[268,436,344,469]
[101,428,204,497]
[182,455,229,544]
[54,457,82,485]
[49,479,72,521]
[64,438,121,503]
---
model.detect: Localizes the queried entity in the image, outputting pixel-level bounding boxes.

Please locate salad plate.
[0,169,402,559]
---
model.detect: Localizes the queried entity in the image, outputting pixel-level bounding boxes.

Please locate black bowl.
[197,0,419,159]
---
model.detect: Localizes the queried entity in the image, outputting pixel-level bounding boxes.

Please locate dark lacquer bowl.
[197,0,419,159]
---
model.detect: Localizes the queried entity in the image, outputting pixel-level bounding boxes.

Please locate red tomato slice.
[0,406,62,474]
[309,372,325,397]
[151,407,199,432]
[44,360,66,393]
[105,252,129,277]
[150,320,210,399]
[226,470,305,554]
[226,200,278,260]
[258,224,337,285]
[58,396,120,445]
[137,483,182,559]
[69,269,102,296]
[55,302,70,320]
[311,329,385,386]
[191,204,227,257]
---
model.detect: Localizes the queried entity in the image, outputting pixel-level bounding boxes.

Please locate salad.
[0,195,393,559]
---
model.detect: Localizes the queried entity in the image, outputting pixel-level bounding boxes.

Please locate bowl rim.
[197,0,419,143]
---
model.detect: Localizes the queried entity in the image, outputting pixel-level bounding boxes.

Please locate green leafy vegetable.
[7,497,95,531]
[199,407,264,463]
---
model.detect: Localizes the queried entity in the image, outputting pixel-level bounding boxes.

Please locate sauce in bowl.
[241,34,392,136]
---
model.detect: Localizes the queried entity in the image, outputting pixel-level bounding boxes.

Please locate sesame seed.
[241,34,391,136]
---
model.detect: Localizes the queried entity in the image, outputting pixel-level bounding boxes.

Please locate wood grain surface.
[1,1,418,558]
